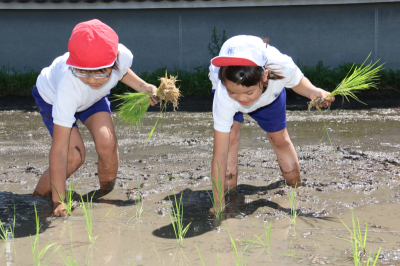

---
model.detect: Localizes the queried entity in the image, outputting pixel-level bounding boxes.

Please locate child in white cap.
[32,19,159,216]
[209,35,334,211]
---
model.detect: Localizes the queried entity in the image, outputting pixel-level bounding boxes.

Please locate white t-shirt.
[209,45,304,133]
[36,43,133,128]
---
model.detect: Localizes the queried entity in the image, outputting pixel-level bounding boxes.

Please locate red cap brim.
[211,57,258,67]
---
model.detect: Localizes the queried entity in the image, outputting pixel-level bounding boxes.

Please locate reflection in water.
[153,182,334,239]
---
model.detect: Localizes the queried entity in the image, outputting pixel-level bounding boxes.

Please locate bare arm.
[211,129,230,209]
[120,69,159,106]
[50,124,71,216]
[291,76,335,102]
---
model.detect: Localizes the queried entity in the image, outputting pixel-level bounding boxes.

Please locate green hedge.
[1,62,399,97]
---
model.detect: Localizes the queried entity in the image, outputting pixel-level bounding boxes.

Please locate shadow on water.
[76,189,138,207]
[0,189,139,239]
[152,181,334,239]
[0,192,53,239]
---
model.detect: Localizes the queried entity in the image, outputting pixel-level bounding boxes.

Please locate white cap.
[211,35,268,68]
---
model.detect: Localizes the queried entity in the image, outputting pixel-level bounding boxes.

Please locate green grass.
[31,204,58,266]
[80,192,98,244]
[168,192,191,246]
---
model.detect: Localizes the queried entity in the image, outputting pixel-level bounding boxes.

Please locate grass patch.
[168,192,191,246]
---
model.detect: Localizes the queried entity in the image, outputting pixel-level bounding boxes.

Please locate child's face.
[224,70,268,106]
[74,68,112,88]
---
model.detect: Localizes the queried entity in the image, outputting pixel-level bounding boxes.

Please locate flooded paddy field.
[1,103,400,265]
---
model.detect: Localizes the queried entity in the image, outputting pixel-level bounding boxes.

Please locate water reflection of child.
[31,19,159,216]
[209,35,335,211]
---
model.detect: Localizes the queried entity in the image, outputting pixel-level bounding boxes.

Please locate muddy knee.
[281,168,301,187]
[100,178,116,191]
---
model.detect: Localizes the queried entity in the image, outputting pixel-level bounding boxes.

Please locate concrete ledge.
[1,0,399,10]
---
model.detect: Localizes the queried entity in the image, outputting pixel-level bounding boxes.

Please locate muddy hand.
[209,201,225,214]
[149,84,159,106]
[53,202,67,217]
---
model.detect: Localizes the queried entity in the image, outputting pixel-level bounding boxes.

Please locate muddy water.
[1,108,400,265]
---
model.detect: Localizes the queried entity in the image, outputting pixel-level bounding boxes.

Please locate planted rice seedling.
[0,221,8,242]
[115,71,181,141]
[57,226,78,266]
[206,163,231,217]
[335,210,381,266]
[52,177,81,217]
[168,192,191,246]
[241,220,273,248]
[226,226,250,266]
[288,186,298,224]
[80,192,98,244]
[31,204,58,266]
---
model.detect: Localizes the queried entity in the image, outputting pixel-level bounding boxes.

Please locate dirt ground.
[1,94,400,265]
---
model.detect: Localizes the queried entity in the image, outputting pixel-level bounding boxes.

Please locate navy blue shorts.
[233,89,287,133]
[32,86,112,136]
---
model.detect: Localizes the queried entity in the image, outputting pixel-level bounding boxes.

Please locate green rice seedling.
[308,54,383,110]
[240,220,272,248]
[80,192,98,244]
[206,163,231,218]
[168,192,191,246]
[52,177,82,217]
[115,72,181,141]
[0,205,16,242]
[0,220,8,242]
[308,55,383,156]
[366,248,381,266]
[195,244,206,266]
[288,185,298,225]
[57,226,78,266]
[226,226,249,266]
[334,210,381,265]
[31,204,58,266]
[126,183,144,223]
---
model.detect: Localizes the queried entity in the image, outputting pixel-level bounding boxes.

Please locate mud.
[1,103,400,265]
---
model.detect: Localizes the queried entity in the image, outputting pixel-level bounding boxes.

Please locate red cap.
[66,19,118,70]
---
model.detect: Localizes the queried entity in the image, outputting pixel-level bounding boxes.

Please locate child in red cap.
[209,35,334,212]
[32,19,159,216]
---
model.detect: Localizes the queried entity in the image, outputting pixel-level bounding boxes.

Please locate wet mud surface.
[1,99,400,265]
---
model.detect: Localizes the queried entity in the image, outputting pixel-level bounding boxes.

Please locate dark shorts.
[233,89,287,133]
[32,85,112,136]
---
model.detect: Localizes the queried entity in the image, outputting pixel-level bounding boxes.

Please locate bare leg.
[84,112,118,194]
[267,128,301,187]
[33,127,85,197]
[225,121,241,194]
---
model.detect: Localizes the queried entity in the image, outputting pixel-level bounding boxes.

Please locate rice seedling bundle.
[308,54,383,111]
[115,72,181,128]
